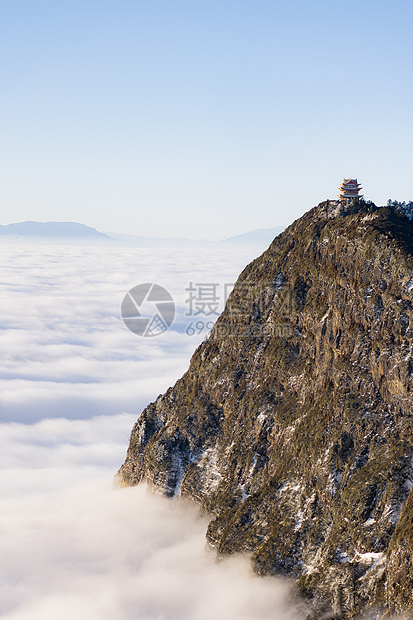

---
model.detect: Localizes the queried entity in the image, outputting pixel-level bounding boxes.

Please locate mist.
[0,414,307,619]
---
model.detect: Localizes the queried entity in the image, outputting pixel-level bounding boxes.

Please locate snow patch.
[319,310,330,323]
[239,485,250,502]
[173,453,185,497]
[354,552,385,565]
[294,509,304,532]
[257,412,267,425]
[198,447,223,492]
[278,481,302,495]
[273,274,284,291]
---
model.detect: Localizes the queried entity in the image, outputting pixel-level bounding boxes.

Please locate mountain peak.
[315,198,377,219]
[118,199,413,619]
[0,221,110,239]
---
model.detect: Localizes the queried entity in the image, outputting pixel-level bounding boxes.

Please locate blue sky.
[1,0,412,238]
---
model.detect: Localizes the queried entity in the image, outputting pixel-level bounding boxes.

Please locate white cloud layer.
[0,244,258,422]
[0,414,307,620]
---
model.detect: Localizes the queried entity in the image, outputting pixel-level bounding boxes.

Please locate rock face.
[118,200,413,619]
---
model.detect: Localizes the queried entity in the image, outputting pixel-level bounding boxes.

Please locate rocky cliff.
[118,200,413,619]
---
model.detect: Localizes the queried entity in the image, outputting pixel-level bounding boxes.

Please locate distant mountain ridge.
[108,226,285,247]
[0,221,109,238]
[221,226,285,246]
[0,221,285,247]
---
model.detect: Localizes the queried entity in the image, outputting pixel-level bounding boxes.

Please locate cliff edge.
[118,200,413,619]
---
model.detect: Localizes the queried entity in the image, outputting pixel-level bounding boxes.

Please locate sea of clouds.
[0,243,306,619]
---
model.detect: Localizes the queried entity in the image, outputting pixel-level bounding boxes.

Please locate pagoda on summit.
[338,178,363,203]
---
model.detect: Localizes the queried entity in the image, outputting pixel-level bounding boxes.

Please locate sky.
[0,243,309,617]
[1,0,413,238]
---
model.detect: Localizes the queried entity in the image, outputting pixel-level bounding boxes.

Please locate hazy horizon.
[0,218,287,244]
